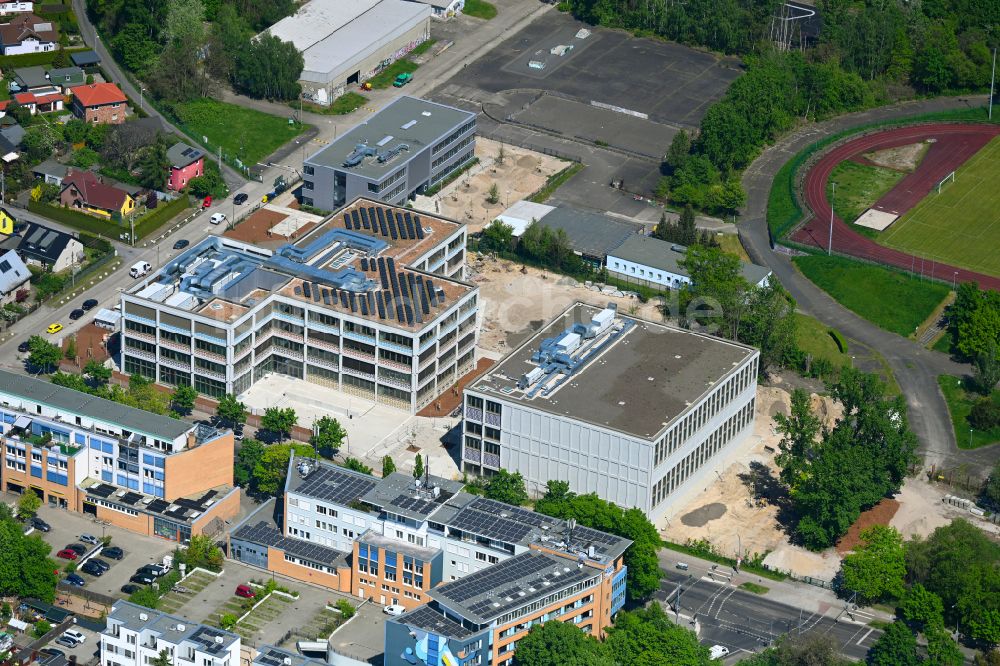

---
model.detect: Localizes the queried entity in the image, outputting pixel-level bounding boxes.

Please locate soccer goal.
[936,170,956,194]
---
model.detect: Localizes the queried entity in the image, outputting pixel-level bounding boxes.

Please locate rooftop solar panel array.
[399,605,475,640]
[294,465,378,505]
[233,521,346,566]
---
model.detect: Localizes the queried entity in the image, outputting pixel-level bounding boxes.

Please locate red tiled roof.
[61,169,130,212]
[32,92,64,105]
[70,83,126,108]
[12,92,34,105]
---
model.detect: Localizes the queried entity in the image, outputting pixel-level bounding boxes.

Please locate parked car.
[17,340,30,353]
[80,561,104,576]
[68,309,85,321]
[82,299,98,311]
[130,573,155,585]
[64,573,85,587]
[56,549,78,560]
[62,630,86,644]
[209,213,226,225]
[393,72,412,87]
[46,323,62,334]
[30,516,50,532]
[383,604,406,616]
[80,533,100,545]
[103,546,124,560]
[55,635,78,648]
[140,564,168,577]
[234,192,248,205]
[172,239,190,250]
[88,558,111,572]
[40,648,65,658]
[202,196,213,208]
[235,584,255,599]
[120,584,141,595]
[66,543,87,556]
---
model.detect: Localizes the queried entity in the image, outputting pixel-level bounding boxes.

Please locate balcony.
[463,448,481,464]
[378,339,414,355]
[342,366,375,382]
[193,347,227,363]
[158,356,191,372]
[274,311,305,326]
[306,336,340,353]
[306,353,339,370]
[484,412,501,427]
[483,452,500,468]
[342,347,376,363]
[465,406,483,422]
[377,374,411,390]
[124,346,156,362]
[343,330,376,346]
[378,356,412,373]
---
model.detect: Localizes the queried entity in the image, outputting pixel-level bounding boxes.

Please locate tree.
[260,406,296,441]
[151,648,171,666]
[232,34,303,101]
[899,583,945,629]
[84,359,112,388]
[51,47,69,69]
[868,621,919,666]
[234,438,264,490]
[774,388,822,487]
[206,4,252,82]
[0,511,57,602]
[63,119,89,146]
[64,336,77,361]
[216,394,247,428]
[984,460,1000,509]
[33,620,51,639]
[138,140,170,190]
[27,336,61,373]
[17,491,41,520]
[164,0,206,47]
[924,624,964,666]
[170,385,198,415]
[680,244,750,340]
[342,458,373,475]
[605,604,712,665]
[22,125,60,163]
[664,130,691,174]
[111,23,161,77]
[973,341,1000,395]
[513,620,612,666]
[381,456,397,476]
[479,219,515,254]
[486,183,500,205]
[310,416,346,457]
[183,534,224,570]
[6,100,31,127]
[839,525,906,602]
[484,469,529,505]
[252,443,314,495]
[412,453,424,479]
[740,634,854,665]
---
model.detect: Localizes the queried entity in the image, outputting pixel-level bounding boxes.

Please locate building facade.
[70,82,127,124]
[120,197,477,413]
[0,13,55,55]
[102,602,240,666]
[303,97,475,210]
[462,303,759,523]
[0,369,238,541]
[166,143,204,191]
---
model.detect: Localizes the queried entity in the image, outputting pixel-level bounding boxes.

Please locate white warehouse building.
[462,302,759,522]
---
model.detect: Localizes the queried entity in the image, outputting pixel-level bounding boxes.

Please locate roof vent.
[176,624,185,631]
[421,111,432,117]
[139,613,148,621]
[214,636,223,644]
[283,659,291,666]
[401,120,417,129]
[376,135,394,147]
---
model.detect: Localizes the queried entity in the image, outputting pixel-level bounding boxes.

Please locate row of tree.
[0,504,58,603]
[87,0,302,103]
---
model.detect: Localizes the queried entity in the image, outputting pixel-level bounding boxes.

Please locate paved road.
[738,95,1000,475]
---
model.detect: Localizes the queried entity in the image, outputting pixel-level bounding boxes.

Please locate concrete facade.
[462,303,759,522]
[303,97,476,210]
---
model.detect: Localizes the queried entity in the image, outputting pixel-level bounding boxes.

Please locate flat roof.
[232,520,348,568]
[467,303,757,440]
[360,471,463,522]
[537,206,641,259]
[397,605,475,640]
[287,457,380,505]
[306,97,474,181]
[0,369,192,442]
[84,482,233,524]
[428,551,599,625]
[608,234,772,285]
[254,646,326,666]
[108,601,239,654]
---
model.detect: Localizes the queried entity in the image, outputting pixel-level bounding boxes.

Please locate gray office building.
[302,96,476,210]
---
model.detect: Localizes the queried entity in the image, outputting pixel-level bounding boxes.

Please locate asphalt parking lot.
[27,501,177,598]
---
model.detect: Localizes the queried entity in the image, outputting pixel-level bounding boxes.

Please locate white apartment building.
[102,602,240,666]
[119,197,478,413]
[462,302,760,522]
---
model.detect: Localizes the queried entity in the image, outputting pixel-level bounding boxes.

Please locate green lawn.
[793,254,950,336]
[739,582,770,594]
[409,39,437,58]
[878,135,1000,278]
[794,313,851,368]
[827,160,906,237]
[463,0,497,19]
[294,93,368,116]
[368,60,419,89]
[171,98,305,166]
[937,375,1000,449]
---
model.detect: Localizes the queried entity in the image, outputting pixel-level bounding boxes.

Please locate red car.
[235,584,255,599]
[56,549,78,560]
[202,196,213,209]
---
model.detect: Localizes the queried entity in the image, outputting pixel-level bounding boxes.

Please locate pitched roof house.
[0,13,56,55]
[70,82,127,124]
[59,169,136,220]
[0,248,29,304]
[166,142,204,191]
[14,222,83,272]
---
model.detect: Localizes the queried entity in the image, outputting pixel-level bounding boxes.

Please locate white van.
[129,261,151,278]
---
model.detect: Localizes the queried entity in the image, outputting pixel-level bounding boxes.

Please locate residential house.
[45,66,84,92]
[0,130,17,163]
[1,89,63,115]
[0,13,56,55]
[69,50,99,68]
[11,65,47,91]
[59,168,135,220]
[101,603,240,666]
[0,2,33,16]
[14,221,83,272]
[32,159,67,186]
[70,82,127,124]
[166,142,204,191]
[0,248,28,304]
[0,206,15,234]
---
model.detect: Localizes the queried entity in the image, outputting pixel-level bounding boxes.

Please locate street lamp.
[827,181,836,256]
[139,86,146,112]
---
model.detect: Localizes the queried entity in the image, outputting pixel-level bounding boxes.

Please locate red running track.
[791,123,1000,291]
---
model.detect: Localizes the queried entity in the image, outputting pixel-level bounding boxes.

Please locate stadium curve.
[791,123,1000,290]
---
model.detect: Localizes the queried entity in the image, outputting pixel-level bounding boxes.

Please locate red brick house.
[166,142,204,191]
[70,82,127,124]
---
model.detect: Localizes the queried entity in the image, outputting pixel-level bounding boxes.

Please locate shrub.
[968,399,1000,430]
[33,620,51,638]
[828,329,848,354]
[335,599,355,619]
[219,613,238,630]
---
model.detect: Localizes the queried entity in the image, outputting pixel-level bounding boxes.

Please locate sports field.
[878,135,1000,278]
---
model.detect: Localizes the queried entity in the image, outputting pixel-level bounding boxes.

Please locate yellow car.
[46,323,63,334]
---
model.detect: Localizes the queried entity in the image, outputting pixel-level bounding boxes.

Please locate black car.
[234,192,249,205]
[120,583,141,595]
[130,573,155,585]
[88,558,111,572]
[66,543,87,556]
[173,239,190,250]
[30,516,50,532]
[18,340,30,353]
[80,561,104,576]
[40,648,65,658]
[103,546,124,560]
[69,309,85,321]
[82,299,98,311]
[64,573,86,587]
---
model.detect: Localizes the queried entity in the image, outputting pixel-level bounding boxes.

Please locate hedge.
[828,328,849,353]
[133,195,192,239]
[27,201,119,237]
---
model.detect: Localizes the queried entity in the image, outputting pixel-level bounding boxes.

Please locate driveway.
[738,95,1000,476]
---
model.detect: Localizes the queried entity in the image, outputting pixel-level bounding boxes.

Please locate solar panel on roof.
[322,288,331,305]
[349,292,357,312]
[339,291,349,308]
[417,276,430,315]
[343,214,351,228]
[436,287,446,304]
[377,257,390,289]
[376,292,386,319]
[294,286,302,296]
[387,213,398,240]
[312,283,321,302]
[426,279,436,306]
[404,212,416,239]
[302,282,311,299]
[385,293,395,320]
[350,210,360,229]
[359,207,370,230]
[414,215,425,239]
[378,213,388,237]
[391,212,404,240]
[359,294,368,316]
[360,257,368,271]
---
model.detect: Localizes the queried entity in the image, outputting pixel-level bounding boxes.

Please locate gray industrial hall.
[302,96,476,210]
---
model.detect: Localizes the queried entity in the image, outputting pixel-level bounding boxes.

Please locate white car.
[62,629,86,644]
[209,213,227,225]
[709,645,730,660]
[383,604,406,617]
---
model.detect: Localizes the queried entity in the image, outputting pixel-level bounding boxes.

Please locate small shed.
[70,50,100,68]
